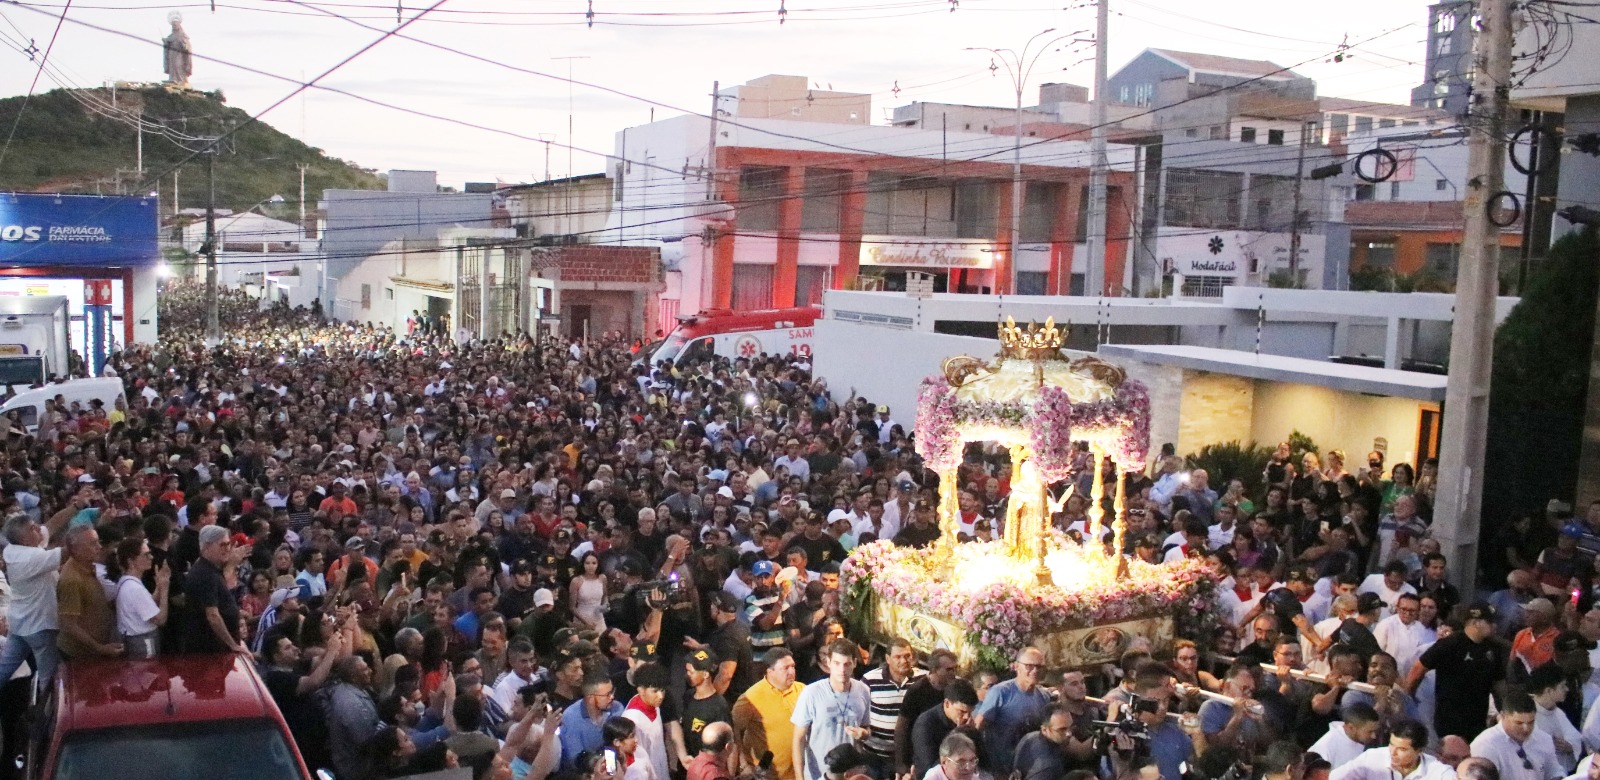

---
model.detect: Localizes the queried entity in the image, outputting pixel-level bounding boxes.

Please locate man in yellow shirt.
[733,647,803,780]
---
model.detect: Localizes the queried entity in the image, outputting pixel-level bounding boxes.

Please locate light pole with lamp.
[967,30,1088,295]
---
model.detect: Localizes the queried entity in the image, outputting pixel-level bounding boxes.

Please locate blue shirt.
[973,680,1051,774]
[791,678,871,780]
[559,698,625,769]
[1145,721,1195,780]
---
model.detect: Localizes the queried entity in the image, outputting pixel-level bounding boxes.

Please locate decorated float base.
[843,538,1215,672]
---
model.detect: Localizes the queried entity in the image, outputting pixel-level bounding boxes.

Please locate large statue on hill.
[163,12,193,88]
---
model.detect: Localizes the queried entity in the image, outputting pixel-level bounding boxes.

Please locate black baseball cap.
[688,649,718,672]
[1463,600,1497,623]
[1356,592,1386,614]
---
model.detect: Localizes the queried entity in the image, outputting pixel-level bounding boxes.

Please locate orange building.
[1346,201,1521,279]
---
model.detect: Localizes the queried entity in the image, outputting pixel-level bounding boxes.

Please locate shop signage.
[0,194,159,266]
[859,236,993,269]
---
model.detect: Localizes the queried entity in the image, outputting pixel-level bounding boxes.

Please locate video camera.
[1089,694,1158,746]
[637,571,693,610]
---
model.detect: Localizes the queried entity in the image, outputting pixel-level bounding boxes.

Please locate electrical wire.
[0,0,72,174]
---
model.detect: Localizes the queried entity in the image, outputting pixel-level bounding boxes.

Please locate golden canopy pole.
[1084,447,1106,543]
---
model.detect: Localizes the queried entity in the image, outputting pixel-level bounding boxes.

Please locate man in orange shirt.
[318,482,358,518]
[1511,597,1560,674]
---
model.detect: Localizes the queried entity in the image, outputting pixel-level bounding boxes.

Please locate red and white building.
[601,76,1139,323]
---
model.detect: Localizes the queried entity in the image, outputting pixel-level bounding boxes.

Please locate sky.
[0,0,1440,188]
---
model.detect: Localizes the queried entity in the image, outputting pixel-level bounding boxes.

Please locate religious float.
[842,318,1217,671]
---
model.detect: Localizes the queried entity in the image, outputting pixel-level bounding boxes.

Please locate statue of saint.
[162,12,193,88]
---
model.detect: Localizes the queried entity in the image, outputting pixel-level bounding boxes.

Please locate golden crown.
[997,316,1066,360]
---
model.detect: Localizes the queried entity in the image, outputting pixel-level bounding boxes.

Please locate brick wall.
[556,246,661,284]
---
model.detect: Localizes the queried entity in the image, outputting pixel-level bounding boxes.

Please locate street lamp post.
[968,30,1087,295]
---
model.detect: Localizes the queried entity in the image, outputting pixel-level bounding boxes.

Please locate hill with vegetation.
[0,86,383,211]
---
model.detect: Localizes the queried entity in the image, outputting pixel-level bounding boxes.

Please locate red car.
[23,654,313,780]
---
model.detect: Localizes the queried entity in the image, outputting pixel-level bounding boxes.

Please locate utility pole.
[1288,119,1311,285]
[298,163,309,239]
[1433,0,1514,594]
[173,168,181,217]
[1010,74,1024,296]
[707,81,720,200]
[553,55,589,236]
[1085,0,1110,297]
[203,147,221,346]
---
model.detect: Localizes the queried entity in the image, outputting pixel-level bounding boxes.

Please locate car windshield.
[55,718,302,780]
[649,334,687,365]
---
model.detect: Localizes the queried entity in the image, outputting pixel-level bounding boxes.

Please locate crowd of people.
[0,281,1597,780]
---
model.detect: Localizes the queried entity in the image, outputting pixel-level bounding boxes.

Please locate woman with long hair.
[113,537,170,658]
[570,552,609,632]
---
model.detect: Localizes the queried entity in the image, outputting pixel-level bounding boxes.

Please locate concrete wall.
[1176,372,1254,456]
[131,264,160,345]
[1250,381,1434,468]
[319,190,493,307]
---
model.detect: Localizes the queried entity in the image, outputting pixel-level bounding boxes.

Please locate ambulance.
[645,306,819,366]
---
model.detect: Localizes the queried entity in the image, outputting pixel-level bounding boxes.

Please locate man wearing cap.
[673,648,734,769]
[181,524,249,654]
[1335,593,1386,667]
[893,503,940,550]
[875,406,898,445]
[701,591,757,701]
[1406,600,1508,740]
[1513,599,1563,676]
[744,560,787,650]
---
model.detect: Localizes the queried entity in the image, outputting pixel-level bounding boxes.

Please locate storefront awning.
[1099,344,1448,401]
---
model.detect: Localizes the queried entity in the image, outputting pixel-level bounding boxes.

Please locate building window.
[1436,178,1450,191]
[1365,241,1397,269]
[736,166,786,231]
[1240,127,1258,143]
[953,180,997,239]
[1164,169,1244,229]
[1435,10,1456,34]
[801,168,849,232]
[1209,126,1226,140]
[1185,128,1199,138]
[385,287,394,301]
[1354,184,1376,201]
[730,264,774,310]
[360,284,372,309]
[1267,129,1285,145]
[1435,35,1453,56]
[1379,118,1397,129]
[1119,85,1130,103]
[1391,182,1402,199]
[1021,182,1058,243]
[1354,116,1374,134]
[1249,175,1297,231]
[1326,113,1350,137]
[1180,275,1234,297]
[1133,83,1154,107]
[1425,242,1460,276]
[794,265,829,306]
[1015,271,1048,295]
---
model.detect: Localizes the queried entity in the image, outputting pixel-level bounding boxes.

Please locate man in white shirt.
[1374,593,1434,676]
[490,639,545,715]
[1358,562,1419,620]
[1310,703,1383,770]
[773,439,811,484]
[0,510,72,692]
[1330,720,1455,780]
[1470,691,1565,780]
[1528,663,1583,773]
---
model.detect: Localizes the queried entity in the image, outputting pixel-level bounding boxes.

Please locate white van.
[0,377,126,433]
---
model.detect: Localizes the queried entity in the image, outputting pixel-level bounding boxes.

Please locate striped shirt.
[744,588,786,648]
[861,666,925,758]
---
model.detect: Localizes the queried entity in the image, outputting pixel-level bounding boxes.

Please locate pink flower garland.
[914,377,960,472]
[1029,386,1075,482]
[840,539,1216,658]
